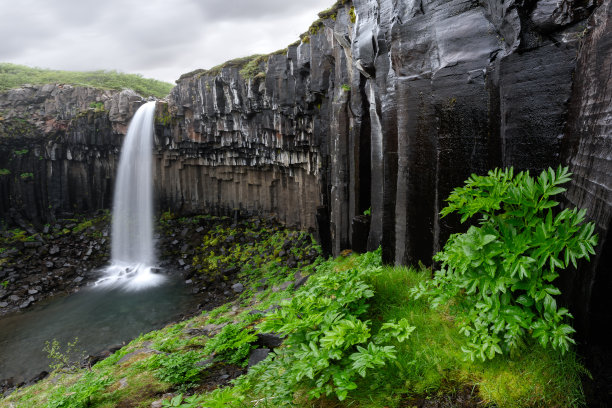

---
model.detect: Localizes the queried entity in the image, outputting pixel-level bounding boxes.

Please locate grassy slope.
[0,249,587,408]
[0,63,174,98]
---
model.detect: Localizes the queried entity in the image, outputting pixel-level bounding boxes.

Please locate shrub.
[148,350,207,385]
[412,166,598,361]
[239,249,415,402]
[203,323,257,367]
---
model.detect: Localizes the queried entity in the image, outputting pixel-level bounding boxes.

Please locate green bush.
[239,249,415,403]
[412,166,598,361]
[148,350,207,385]
[203,322,257,367]
[46,371,113,408]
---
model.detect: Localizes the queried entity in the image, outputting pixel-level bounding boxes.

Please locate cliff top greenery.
[0,63,174,98]
[178,0,355,82]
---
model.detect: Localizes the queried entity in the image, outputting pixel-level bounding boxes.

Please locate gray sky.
[0,0,335,83]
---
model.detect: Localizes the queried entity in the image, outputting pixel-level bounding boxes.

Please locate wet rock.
[272,281,292,292]
[256,333,283,349]
[293,272,310,290]
[231,283,244,293]
[19,297,34,308]
[196,356,214,367]
[0,302,8,308]
[248,348,270,368]
[151,394,176,408]
[117,348,160,365]
[24,241,42,248]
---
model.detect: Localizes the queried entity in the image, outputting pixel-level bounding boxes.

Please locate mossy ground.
[0,233,587,408]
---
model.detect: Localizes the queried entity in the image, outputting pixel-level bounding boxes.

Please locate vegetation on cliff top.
[0,63,174,98]
[178,1,355,82]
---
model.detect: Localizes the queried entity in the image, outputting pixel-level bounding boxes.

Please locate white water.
[95,101,164,290]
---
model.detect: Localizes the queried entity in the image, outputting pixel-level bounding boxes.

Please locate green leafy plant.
[43,337,83,372]
[1,280,8,288]
[148,350,208,385]
[14,149,28,155]
[0,168,10,176]
[412,166,598,361]
[203,322,257,367]
[46,371,113,408]
[20,172,34,179]
[363,207,371,216]
[240,249,415,403]
[88,101,105,111]
[341,83,351,92]
[161,394,204,408]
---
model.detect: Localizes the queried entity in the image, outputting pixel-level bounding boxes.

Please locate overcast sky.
[0,0,335,84]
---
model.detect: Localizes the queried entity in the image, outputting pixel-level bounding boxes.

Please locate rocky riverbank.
[0,211,111,316]
[0,211,321,395]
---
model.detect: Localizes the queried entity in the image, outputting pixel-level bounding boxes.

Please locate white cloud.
[0,0,334,83]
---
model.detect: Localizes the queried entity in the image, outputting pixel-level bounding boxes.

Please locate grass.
[0,249,587,408]
[347,264,588,407]
[0,63,173,98]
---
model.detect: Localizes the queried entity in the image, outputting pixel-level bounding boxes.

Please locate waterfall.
[95,101,164,290]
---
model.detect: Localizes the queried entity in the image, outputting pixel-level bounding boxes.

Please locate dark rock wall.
[561,0,612,345]
[0,85,142,225]
[157,61,323,230]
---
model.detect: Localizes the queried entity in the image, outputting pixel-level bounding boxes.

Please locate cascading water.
[95,100,164,290]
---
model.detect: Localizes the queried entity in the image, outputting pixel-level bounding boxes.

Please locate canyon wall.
[0,0,610,343]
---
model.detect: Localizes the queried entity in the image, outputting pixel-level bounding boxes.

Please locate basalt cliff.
[1,0,610,347]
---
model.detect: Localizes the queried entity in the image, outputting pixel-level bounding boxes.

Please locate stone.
[196,357,214,367]
[293,273,310,290]
[117,348,159,365]
[28,289,38,295]
[19,298,33,308]
[231,283,244,293]
[117,377,129,389]
[272,281,292,292]
[0,302,8,308]
[9,295,19,302]
[247,348,270,368]
[256,333,283,348]
[24,241,42,248]
[45,261,54,269]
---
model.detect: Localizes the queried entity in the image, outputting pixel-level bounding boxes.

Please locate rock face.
[0,85,142,225]
[0,0,610,349]
[561,0,612,347]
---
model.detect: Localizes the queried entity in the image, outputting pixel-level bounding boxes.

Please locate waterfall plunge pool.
[0,271,199,384]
